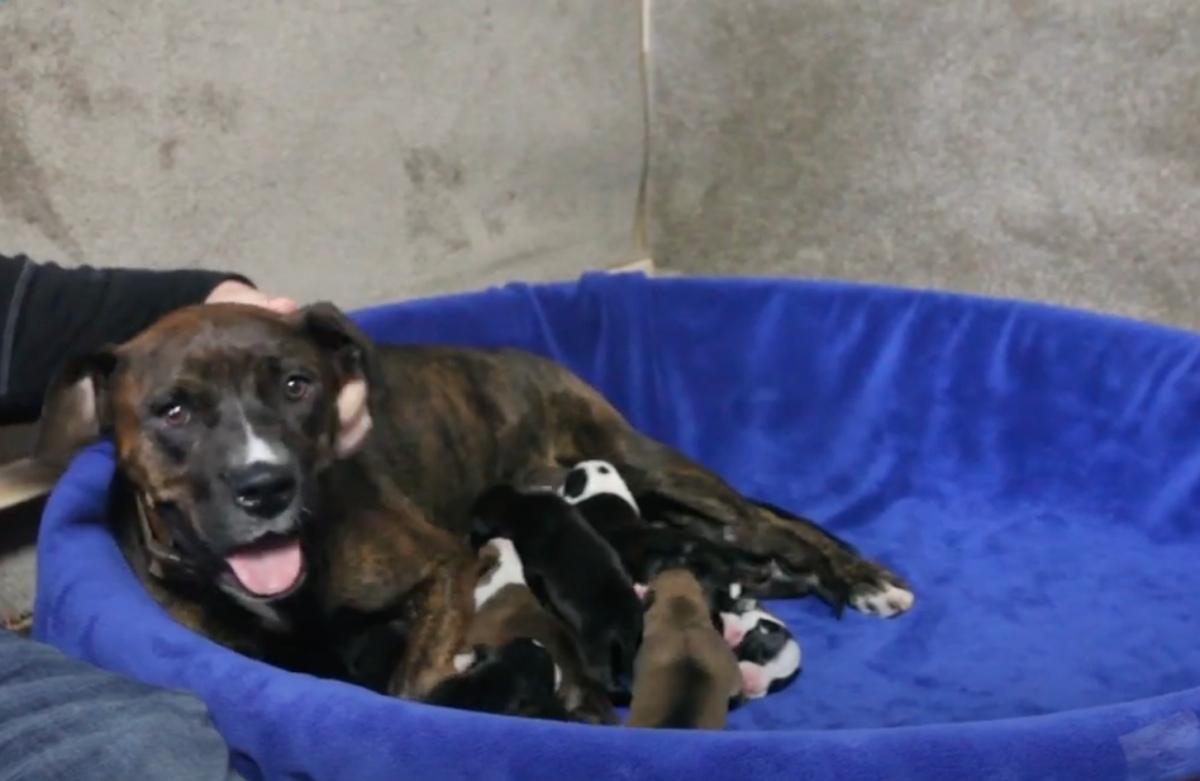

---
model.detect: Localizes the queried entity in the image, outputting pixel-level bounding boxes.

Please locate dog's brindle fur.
[38,302,912,699]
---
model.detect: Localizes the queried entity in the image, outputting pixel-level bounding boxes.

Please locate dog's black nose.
[226,464,297,517]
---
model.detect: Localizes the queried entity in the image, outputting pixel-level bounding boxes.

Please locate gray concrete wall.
[648,1,1200,329]
[5,2,1197,327]
[0,1,644,307]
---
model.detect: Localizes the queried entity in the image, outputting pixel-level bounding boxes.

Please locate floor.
[0,498,39,633]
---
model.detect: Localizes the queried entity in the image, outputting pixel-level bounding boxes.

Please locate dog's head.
[36,301,375,602]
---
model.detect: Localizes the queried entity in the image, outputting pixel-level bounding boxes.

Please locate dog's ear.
[34,349,118,467]
[292,302,376,458]
[295,301,375,378]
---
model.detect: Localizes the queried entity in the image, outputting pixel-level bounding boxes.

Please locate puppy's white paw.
[849,580,915,618]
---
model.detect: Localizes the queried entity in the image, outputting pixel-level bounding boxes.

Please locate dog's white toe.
[850,581,915,618]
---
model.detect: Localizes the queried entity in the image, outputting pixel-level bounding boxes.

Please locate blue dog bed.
[34,274,1200,780]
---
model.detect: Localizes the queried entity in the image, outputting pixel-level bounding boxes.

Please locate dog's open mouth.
[225,535,305,598]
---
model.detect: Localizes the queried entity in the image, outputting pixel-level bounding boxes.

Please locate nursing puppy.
[425,638,568,720]
[470,486,643,695]
[719,590,802,699]
[628,568,741,729]
[466,539,617,724]
[561,460,772,596]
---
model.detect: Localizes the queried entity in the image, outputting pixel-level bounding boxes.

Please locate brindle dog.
[36,302,913,703]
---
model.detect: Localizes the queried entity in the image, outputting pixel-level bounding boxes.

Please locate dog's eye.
[283,374,312,401]
[160,402,190,427]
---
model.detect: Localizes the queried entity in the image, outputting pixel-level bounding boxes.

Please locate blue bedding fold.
[34,274,1200,780]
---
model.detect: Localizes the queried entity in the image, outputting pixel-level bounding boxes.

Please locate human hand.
[205,279,298,315]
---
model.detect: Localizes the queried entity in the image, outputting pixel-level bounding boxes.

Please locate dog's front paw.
[848,577,915,618]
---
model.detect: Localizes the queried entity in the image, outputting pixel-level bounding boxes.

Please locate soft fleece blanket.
[35,274,1200,780]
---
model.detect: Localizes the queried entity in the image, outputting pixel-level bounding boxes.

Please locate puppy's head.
[36,302,375,602]
[469,484,566,548]
[468,485,521,549]
[560,459,639,515]
[643,567,707,610]
[726,608,802,698]
[448,639,567,720]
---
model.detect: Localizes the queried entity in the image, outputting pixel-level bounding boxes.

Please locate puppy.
[627,568,741,729]
[562,460,772,597]
[719,590,802,700]
[425,638,569,720]
[470,485,643,696]
[467,539,617,724]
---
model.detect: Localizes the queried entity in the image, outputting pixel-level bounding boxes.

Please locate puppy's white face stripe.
[474,538,526,610]
[561,460,640,514]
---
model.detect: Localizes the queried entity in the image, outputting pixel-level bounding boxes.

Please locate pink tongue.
[225,538,303,596]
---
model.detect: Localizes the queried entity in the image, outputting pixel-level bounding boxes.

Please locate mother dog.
[36,302,913,699]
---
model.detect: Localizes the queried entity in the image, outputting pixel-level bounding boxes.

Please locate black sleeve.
[0,254,251,425]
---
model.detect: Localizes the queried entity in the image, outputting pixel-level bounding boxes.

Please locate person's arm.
[0,254,281,424]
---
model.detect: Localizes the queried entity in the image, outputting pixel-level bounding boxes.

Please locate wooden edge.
[0,457,62,512]
[609,258,656,275]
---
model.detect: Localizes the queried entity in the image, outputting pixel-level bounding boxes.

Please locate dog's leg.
[604,433,914,618]
[387,560,475,699]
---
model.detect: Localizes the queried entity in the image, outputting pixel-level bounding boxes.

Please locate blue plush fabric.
[34,274,1200,780]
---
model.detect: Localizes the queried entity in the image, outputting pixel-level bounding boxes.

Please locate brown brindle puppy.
[36,301,913,701]
[627,568,741,730]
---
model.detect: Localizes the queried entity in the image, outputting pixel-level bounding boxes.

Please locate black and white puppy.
[425,638,569,720]
[561,460,771,599]
[718,587,802,700]
[470,485,643,696]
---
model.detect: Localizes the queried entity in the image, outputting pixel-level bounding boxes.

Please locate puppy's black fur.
[470,486,643,696]
[424,638,569,720]
[737,618,791,669]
